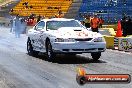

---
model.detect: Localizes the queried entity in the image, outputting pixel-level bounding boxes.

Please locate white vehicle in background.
[27,18,106,61]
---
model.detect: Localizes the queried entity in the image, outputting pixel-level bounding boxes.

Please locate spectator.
[37,15,42,23]
[99,17,104,28]
[10,16,14,33]
[41,15,45,19]
[121,16,127,37]
[55,10,64,18]
[20,18,27,34]
[90,14,100,32]
[127,16,132,35]
[30,5,33,9]
[14,15,21,38]
[29,13,35,20]
[23,2,28,5]
[84,15,91,28]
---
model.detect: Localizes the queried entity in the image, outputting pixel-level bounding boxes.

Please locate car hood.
[46,27,102,38]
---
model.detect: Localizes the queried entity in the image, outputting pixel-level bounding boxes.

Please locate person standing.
[90,14,100,32]
[126,16,132,35]
[84,15,91,28]
[14,15,21,38]
[121,16,127,37]
[37,14,41,23]
[10,16,15,33]
[20,18,27,34]
[99,17,104,28]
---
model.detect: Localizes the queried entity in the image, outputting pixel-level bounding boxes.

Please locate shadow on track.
[31,53,107,64]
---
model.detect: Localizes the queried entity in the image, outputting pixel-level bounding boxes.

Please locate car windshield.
[46,20,83,30]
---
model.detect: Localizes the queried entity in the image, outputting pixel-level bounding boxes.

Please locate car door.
[32,21,45,51]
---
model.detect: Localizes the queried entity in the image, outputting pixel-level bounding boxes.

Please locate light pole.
[122,0,127,17]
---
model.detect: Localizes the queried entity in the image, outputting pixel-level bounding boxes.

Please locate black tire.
[64,53,76,56]
[27,38,39,56]
[69,53,76,56]
[91,52,101,61]
[46,40,55,60]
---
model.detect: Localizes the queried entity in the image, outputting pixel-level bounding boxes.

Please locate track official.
[90,14,100,32]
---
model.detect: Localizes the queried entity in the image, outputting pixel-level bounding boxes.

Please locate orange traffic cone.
[116,21,122,37]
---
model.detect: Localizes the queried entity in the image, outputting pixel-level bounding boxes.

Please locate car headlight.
[55,38,75,42]
[55,38,64,42]
[93,37,105,42]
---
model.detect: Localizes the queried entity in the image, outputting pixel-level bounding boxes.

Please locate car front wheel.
[91,52,101,61]
[46,41,55,60]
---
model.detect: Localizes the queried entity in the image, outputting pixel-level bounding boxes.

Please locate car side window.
[35,21,45,31]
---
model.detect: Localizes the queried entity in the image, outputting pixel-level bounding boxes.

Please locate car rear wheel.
[27,38,38,56]
[46,41,55,60]
[91,52,101,61]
